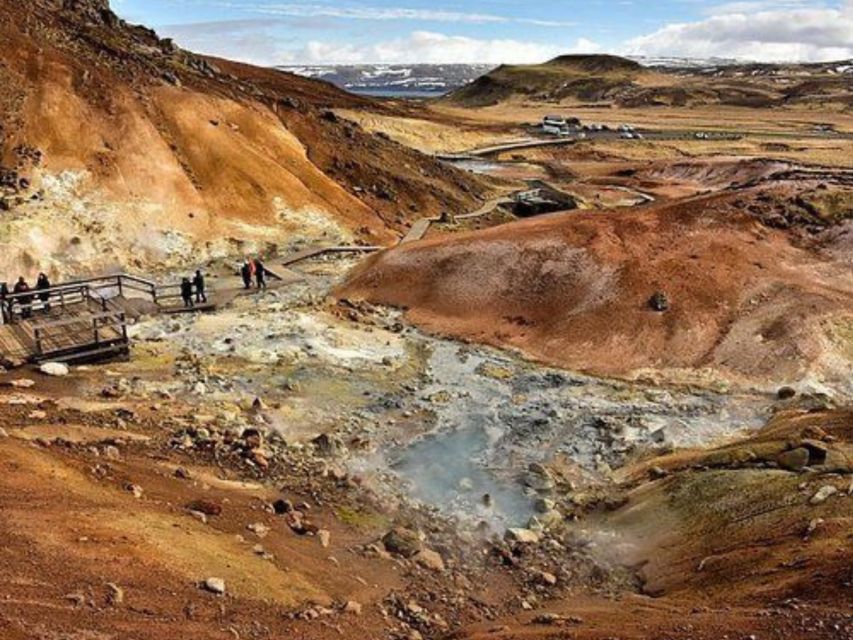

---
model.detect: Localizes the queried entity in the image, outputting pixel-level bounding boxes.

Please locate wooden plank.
[401,218,432,243]
[281,246,382,267]
[281,247,329,266]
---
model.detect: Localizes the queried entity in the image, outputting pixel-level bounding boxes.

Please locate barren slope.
[339,181,853,387]
[0,0,487,278]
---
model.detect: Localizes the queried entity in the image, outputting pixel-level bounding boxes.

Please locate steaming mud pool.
[102,256,792,536]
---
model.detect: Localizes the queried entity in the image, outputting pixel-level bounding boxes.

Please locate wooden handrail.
[33,311,127,332]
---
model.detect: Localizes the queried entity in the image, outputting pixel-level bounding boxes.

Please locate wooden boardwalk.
[1,274,197,366]
[280,245,382,268]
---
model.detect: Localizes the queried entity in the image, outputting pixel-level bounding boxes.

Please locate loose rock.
[202,577,226,594]
[810,485,838,505]
[39,362,69,377]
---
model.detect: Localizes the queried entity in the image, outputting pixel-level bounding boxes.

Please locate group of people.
[0,273,53,322]
[3,260,270,320]
[241,257,268,291]
[179,270,208,309]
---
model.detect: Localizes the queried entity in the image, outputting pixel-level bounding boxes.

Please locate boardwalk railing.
[0,273,206,324]
[32,311,129,360]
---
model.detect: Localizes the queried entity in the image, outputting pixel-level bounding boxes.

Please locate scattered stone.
[506,528,540,544]
[649,466,670,479]
[126,484,144,499]
[414,549,445,572]
[202,577,226,595]
[803,518,824,539]
[174,467,191,479]
[273,498,293,514]
[534,497,556,513]
[810,485,838,505]
[102,445,121,460]
[343,600,362,615]
[475,362,514,380]
[9,379,35,388]
[39,362,69,377]
[312,433,341,457]
[247,522,270,538]
[777,386,797,400]
[64,593,86,607]
[318,529,331,548]
[649,292,669,312]
[533,570,558,586]
[27,410,47,420]
[186,499,222,516]
[106,583,124,606]
[0,427,8,438]
[523,464,555,492]
[531,613,583,626]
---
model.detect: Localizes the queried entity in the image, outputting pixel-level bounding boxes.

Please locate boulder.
[414,549,445,572]
[382,527,423,558]
[777,448,810,471]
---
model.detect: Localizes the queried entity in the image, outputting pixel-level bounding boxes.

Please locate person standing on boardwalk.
[13,277,32,319]
[241,261,252,289]
[193,270,207,304]
[180,277,194,308]
[254,257,267,290]
[0,282,9,324]
[36,273,51,314]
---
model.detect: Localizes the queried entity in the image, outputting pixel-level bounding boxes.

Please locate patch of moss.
[797,189,853,225]
[336,506,391,531]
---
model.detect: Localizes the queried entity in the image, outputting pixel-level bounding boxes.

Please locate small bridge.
[0,274,213,367]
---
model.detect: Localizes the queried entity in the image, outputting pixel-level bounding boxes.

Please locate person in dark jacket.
[0,282,9,324]
[180,277,194,308]
[241,260,252,289]
[36,273,51,314]
[193,270,207,303]
[254,257,267,290]
[13,277,32,319]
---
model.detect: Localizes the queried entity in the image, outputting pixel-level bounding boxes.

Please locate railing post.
[35,328,43,356]
[93,317,100,345]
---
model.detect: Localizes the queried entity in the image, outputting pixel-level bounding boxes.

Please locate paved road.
[436,127,853,160]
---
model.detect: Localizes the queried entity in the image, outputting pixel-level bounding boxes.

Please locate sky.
[111,0,853,66]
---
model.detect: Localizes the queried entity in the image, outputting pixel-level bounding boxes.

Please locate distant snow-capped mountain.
[277,64,495,97]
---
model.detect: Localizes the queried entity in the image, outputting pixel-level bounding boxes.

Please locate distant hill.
[444,54,853,109]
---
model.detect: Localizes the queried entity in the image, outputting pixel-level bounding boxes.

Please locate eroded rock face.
[38,0,114,24]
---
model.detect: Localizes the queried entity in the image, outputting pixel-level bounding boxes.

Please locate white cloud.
[279,32,598,65]
[624,5,853,62]
[209,2,574,27]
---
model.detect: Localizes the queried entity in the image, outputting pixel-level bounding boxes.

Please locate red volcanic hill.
[0,0,486,275]
[339,182,853,386]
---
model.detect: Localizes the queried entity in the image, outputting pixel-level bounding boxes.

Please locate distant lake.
[348,88,448,99]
